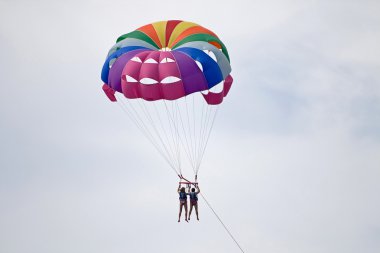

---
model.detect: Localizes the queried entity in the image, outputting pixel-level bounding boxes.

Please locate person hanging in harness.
[188,184,200,221]
[177,184,189,222]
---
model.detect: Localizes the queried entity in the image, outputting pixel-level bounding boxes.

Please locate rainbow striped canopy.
[101,20,233,105]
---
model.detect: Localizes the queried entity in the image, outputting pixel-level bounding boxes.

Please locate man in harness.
[188,185,200,221]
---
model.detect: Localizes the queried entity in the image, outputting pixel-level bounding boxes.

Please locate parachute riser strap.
[179,175,198,187]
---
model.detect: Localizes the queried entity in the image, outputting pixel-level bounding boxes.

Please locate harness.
[179,192,187,200]
[189,192,198,201]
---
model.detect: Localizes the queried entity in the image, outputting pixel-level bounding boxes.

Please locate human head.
[180,187,186,193]
[191,188,195,192]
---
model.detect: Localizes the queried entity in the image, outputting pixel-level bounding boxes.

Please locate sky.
[1,0,380,252]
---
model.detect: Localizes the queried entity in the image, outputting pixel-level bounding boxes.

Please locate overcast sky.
[1,0,380,252]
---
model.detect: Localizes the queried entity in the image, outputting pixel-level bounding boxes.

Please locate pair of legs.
[178,201,188,222]
[189,202,199,221]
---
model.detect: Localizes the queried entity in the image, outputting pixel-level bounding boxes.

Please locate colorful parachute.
[101,20,233,180]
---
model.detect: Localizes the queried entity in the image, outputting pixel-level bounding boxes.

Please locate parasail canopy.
[101,20,233,179]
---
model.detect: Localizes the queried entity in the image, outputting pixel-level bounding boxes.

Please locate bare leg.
[184,202,188,222]
[178,202,183,222]
[195,203,199,220]
[189,204,193,220]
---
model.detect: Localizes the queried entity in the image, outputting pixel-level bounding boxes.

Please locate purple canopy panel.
[202,75,233,105]
[108,49,146,92]
[172,51,208,95]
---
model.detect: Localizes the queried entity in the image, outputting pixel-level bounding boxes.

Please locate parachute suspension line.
[174,101,183,174]
[200,192,245,253]
[196,105,219,174]
[127,100,178,171]
[194,95,210,177]
[179,97,194,173]
[161,99,182,175]
[152,100,180,173]
[173,101,182,174]
[163,100,184,172]
[169,100,182,175]
[195,101,211,174]
[123,97,180,175]
[196,97,206,172]
[117,97,167,163]
[115,95,178,175]
[119,100,178,175]
[168,101,180,174]
[184,96,197,174]
[137,100,179,171]
[172,99,195,173]
[192,95,197,172]
[199,105,219,173]
[190,96,198,174]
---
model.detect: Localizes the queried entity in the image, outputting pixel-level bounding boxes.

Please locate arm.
[177,184,181,193]
[196,185,200,194]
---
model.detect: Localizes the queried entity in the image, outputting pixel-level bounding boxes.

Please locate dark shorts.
[190,200,198,205]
